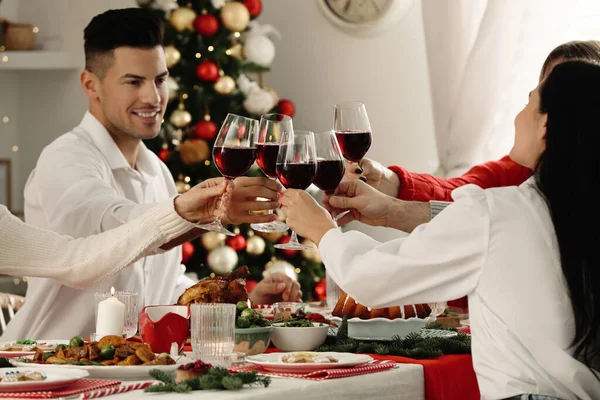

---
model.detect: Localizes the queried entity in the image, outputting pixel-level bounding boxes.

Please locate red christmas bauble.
[242,0,262,17]
[278,99,295,117]
[246,279,259,293]
[192,120,218,140]
[226,234,247,252]
[277,235,299,257]
[314,278,326,302]
[196,60,219,82]
[181,242,195,264]
[193,14,219,36]
[158,148,170,162]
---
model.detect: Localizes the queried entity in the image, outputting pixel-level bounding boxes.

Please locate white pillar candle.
[96,287,125,337]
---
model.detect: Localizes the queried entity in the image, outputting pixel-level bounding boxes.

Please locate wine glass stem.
[214,178,231,226]
[289,230,301,245]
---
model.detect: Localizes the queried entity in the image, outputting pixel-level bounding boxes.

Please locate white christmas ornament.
[211,0,228,9]
[151,0,178,14]
[264,260,298,281]
[236,74,258,95]
[243,22,280,67]
[207,246,238,274]
[166,76,179,102]
[243,87,276,115]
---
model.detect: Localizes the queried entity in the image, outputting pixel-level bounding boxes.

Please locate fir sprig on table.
[317,316,471,359]
[144,367,271,393]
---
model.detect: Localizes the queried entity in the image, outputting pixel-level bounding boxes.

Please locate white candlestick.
[96,287,125,337]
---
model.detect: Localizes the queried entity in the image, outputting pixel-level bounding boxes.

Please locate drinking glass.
[251,113,292,233]
[274,130,317,251]
[333,101,373,166]
[312,130,346,193]
[196,113,258,237]
[94,290,139,339]
[190,303,236,367]
[326,272,344,309]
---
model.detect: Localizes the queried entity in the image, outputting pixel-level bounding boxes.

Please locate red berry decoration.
[181,242,195,264]
[278,235,299,257]
[314,278,326,302]
[158,148,170,162]
[243,0,262,17]
[192,120,218,140]
[193,14,219,36]
[226,234,247,252]
[196,60,219,82]
[278,99,295,117]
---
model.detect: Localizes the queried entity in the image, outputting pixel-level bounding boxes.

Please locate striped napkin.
[229,360,395,381]
[0,379,152,399]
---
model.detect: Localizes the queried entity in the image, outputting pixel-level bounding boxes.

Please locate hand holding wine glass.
[274,129,317,250]
[312,130,346,193]
[333,101,373,166]
[196,113,258,236]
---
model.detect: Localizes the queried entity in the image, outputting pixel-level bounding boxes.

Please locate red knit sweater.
[389,155,532,202]
[389,155,532,312]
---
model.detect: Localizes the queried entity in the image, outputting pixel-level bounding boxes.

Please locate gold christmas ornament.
[179,139,210,165]
[227,43,244,59]
[170,7,196,32]
[166,76,179,102]
[213,75,236,95]
[246,235,266,256]
[263,260,298,281]
[169,105,192,128]
[220,2,250,32]
[263,85,279,106]
[257,230,284,243]
[207,245,238,275]
[201,231,226,251]
[175,180,189,194]
[164,45,181,68]
[301,240,322,263]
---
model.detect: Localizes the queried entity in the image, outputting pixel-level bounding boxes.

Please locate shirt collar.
[79,110,157,176]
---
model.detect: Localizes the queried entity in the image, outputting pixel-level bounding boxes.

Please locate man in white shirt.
[2,8,300,340]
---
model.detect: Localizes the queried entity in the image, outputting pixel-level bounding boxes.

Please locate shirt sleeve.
[0,202,196,289]
[31,140,157,236]
[319,185,489,307]
[389,155,532,202]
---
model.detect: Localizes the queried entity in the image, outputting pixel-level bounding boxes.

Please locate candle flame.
[110,287,115,297]
[247,299,251,308]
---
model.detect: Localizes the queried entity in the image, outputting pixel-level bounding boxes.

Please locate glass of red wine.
[251,113,292,233]
[274,129,317,251]
[333,101,373,166]
[196,113,258,237]
[312,130,346,193]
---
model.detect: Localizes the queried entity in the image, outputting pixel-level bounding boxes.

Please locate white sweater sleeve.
[319,185,490,307]
[0,200,195,289]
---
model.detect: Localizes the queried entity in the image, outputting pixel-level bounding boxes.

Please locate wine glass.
[196,113,258,236]
[312,130,346,193]
[333,101,373,167]
[274,130,317,251]
[251,113,292,233]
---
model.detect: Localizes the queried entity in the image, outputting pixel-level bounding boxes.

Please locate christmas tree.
[137,0,326,301]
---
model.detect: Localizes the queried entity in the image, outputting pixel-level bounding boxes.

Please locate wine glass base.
[196,221,236,236]
[250,221,289,233]
[274,243,313,251]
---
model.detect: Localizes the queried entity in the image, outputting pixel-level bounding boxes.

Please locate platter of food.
[245,352,373,374]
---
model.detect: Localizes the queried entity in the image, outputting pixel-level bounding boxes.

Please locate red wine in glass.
[313,159,345,192]
[256,143,280,178]
[334,130,372,163]
[213,146,257,179]
[276,162,317,190]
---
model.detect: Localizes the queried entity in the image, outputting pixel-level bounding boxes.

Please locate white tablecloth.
[102,364,424,400]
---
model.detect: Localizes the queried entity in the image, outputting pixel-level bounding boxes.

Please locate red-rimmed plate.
[245,352,373,374]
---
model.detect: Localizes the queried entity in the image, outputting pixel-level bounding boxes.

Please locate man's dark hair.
[84,8,164,78]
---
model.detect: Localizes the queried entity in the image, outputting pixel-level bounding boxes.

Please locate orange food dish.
[332,292,432,320]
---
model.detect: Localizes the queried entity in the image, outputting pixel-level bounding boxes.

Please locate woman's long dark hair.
[535,61,600,371]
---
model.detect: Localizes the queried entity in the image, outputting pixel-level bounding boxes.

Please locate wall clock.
[318,0,415,36]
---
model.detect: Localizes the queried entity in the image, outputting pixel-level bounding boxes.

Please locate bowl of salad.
[270,310,332,352]
[233,301,272,356]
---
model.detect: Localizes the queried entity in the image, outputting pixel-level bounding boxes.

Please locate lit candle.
[96,287,125,337]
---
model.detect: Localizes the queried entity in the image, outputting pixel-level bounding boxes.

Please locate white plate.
[0,367,88,392]
[0,340,70,358]
[245,352,373,374]
[13,357,181,381]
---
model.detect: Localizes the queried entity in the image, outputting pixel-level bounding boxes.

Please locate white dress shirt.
[321,179,600,400]
[2,111,193,340]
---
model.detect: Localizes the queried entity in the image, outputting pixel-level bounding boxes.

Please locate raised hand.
[174,178,232,224]
[343,158,401,197]
[224,177,283,225]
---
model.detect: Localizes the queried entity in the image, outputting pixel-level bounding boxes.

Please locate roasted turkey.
[176,266,250,305]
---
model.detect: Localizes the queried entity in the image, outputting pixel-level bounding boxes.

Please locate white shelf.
[0,50,80,71]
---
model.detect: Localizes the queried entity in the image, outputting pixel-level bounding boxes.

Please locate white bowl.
[270,323,330,352]
[330,315,435,340]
